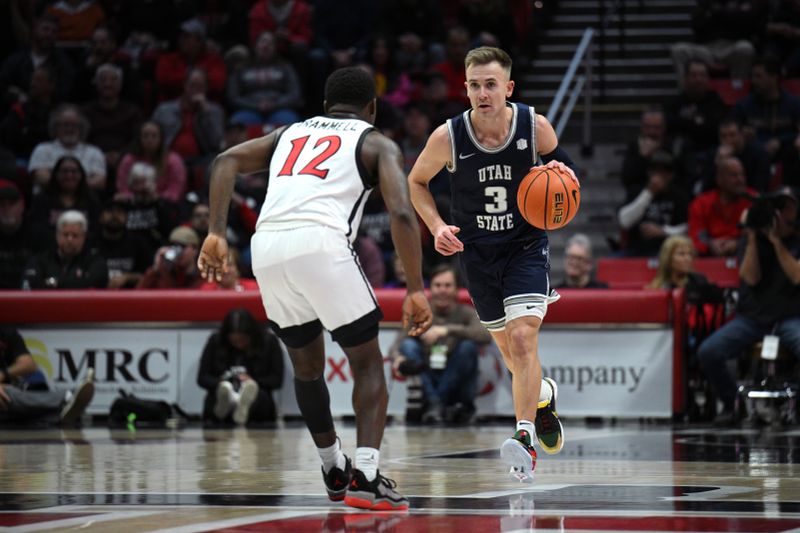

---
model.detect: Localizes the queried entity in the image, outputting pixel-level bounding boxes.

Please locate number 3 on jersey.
[485,186,507,213]
[277,135,342,179]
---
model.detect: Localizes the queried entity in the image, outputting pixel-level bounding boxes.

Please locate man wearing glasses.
[555,233,608,289]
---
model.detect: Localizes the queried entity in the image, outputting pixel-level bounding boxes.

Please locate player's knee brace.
[294,376,335,433]
[504,291,561,323]
[505,300,548,322]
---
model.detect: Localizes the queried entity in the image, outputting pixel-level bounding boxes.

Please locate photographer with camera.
[136,226,203,288]
[697,186,800,426]
[197,308,284,426]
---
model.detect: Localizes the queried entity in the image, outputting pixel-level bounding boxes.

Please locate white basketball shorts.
[250,226,380,333]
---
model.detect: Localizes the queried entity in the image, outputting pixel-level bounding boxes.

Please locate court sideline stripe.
[143,510,315,533]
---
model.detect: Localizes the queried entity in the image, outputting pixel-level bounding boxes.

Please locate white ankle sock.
[355,447,380,481]
[318,439,346,474]
[539,379,553,403]
[517,419,535,440]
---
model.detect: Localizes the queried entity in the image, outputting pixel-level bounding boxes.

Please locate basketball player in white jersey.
[198,67,432,511]
[408,47,579,482]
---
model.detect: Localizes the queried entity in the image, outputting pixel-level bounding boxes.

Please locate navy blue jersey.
[446,102,545,245]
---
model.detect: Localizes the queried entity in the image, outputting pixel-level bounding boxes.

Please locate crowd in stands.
[0,0,546,292]
[1,1,799,427]
[2,1,793,287]
[616,0,800,260]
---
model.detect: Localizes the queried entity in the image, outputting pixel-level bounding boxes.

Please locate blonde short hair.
[465,46,512,77]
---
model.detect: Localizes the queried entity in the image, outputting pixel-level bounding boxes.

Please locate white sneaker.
[214,381,237,420]
[233,379,259,425]
[500,430,537,484]
[61,368,94,425]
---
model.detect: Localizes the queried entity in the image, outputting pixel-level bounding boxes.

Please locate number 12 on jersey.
[277,135,342,179]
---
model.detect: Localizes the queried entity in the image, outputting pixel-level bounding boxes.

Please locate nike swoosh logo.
[526,305,537,309]
[572,189,579,202]
[459,152,475,160]
[523,242,535,250]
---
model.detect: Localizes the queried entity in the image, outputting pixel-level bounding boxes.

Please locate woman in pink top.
[116,121,187,203]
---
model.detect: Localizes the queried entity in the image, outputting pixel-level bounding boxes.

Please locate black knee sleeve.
[294,376,334,433]
[270,319,323,349]
[330,308,382,347]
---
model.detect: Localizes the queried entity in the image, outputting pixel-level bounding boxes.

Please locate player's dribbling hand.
[403,290,433,337]
[541,160,580,187]
[434,225,464,256]
[197,233,229,282]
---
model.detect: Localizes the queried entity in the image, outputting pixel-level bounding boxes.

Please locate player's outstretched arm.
[408,125,463,256]
[372,132,432,335]
[199,132,280,281]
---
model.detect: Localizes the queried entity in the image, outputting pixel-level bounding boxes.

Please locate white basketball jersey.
[256,116,375,241]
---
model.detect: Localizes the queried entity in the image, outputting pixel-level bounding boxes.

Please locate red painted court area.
[0,512,100,526]
[226,514,800,533]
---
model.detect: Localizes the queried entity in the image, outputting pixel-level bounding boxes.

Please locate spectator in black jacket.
[22,210,108,289]
[1,325,95,426]
[666,59,728,180]
[617,151,689,257]
[29,155,102,244]
[197,308,284,426]
[0,15,75,105]
[94,200,151,289]
[0,180,35,289]
[0,65,55,161]
[732,57,800,160]
[702,118,771,193]
[620,109,674,199]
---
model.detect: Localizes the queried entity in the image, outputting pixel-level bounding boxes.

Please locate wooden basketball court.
[1,421,799,532]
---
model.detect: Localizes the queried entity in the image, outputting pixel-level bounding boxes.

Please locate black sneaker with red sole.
[322,455,352,501]
[344,469,408,511]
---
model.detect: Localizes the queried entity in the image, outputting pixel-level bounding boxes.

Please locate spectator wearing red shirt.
[46,0,106,45]
[154,19,226,102]
[248,0,312,53]
[688,156,753,256]
[430,26,471,107]
[151,68,225,162]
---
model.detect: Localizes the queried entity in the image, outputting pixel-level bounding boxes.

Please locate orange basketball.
[516,165,580,230]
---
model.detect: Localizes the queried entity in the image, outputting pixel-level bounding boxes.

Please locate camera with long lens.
[744,190,797,231]
[162,244,184,265]
[744,195,780,231]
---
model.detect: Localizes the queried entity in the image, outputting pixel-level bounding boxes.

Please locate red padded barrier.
[671,288,687,414]
[695,257,739,287]
[597,257,739,289]
[0,288,683,414]
[596,258,657,288]
[0,288,672,324]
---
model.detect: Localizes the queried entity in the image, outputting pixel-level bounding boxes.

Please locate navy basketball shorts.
[460,235,559,331]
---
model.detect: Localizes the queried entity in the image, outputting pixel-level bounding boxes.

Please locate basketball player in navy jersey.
[409,47,579,482]
[198,67,432,510]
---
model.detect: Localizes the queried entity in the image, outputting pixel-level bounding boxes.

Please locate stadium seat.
[708,78,750,106]
[596,257,739,289]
